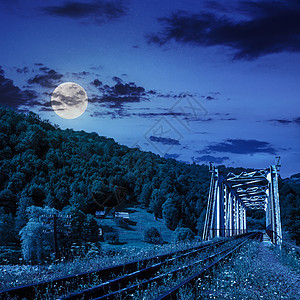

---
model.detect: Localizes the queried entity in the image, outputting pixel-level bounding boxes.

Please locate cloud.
[212,112,237,121]
[92,95,142,109]
[149,136,181,146]
[93,80,146,96]
[90,65,103,71]
[0,66,37,108]
[206,96,215,100]
[28,69,63,88]
[113,82,145,96]
[269,117,300,125]
[112,76,122,83]
[201,139,277,155]
[71,71,90,79]
[52,93,84,106]
[91,80,148,109]
[42,100,60,107]
[148,1,300,59]
[39,67,50,72]
[132,111,187,118]
[92,79,103,87]
[193,155,229,164]
[43,0,127,24]
[164,153,181,159]
[16,66,30,74]
[91,110,130,119]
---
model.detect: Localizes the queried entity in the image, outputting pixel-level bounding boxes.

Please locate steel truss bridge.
[203,158,282,245]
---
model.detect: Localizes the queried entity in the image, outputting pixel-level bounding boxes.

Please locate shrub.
[115,217,127,227]
[85,242,102,259]
[144,227,163,244]
[173,227,194,243]
[104,232,119,244]
[69,243,87,259]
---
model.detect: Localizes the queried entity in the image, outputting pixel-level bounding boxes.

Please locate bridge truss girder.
[202,161,282,245]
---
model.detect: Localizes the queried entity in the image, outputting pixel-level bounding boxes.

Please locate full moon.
[51,82,88,119]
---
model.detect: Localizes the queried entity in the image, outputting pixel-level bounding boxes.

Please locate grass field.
[96,205,179,251]
[195,242,300,299]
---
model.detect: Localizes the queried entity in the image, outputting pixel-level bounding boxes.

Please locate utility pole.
[53,214,59,260]
[42,214,71,261]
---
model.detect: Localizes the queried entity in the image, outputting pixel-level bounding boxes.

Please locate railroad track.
[0,237,231,299]
[156,231,262,300]
[68,232,259,300]
[0,232,260,299]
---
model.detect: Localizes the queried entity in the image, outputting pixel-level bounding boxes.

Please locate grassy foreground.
[195,241,300,299]
[1,240,299,299]
[0,240,205,291]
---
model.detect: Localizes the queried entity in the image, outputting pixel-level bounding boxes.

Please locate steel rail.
[59,238,231,299]
[0,239,229,299]
[84,233,257,300]
[156,232,261,299]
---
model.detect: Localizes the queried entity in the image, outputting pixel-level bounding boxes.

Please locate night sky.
[0,0,299,178]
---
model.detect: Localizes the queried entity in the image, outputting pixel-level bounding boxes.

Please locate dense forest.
[0,106,299,264]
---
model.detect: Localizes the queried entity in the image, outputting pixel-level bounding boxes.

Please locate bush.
[104,232,119,244]
[173,227,194,243]
[115,217,127,227]
[144,227,163,244]
[69,243,87,259]
[85,242,102,259]
[69,242,102,260]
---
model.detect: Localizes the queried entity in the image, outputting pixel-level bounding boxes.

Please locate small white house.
[115,212,130,220]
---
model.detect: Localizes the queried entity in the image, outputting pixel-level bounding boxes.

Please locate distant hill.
[283,174,300,191]
[290,173,300,179]
[0,106,298,245]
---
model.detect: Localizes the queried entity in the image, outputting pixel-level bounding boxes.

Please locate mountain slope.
[0,106,298,246]
[0,106,210,233]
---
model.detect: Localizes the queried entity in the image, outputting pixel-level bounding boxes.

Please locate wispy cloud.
[16,66,30,74]
[193,155,229,164]
[132,111,187,118]
[200,139,277,155]
[269,117,300,125]
[42,0,127,24]
[164,153,181,159]
[149,135,181,146]
[28,68,63,88]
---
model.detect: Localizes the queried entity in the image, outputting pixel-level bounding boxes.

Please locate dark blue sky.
[0,0,299,177]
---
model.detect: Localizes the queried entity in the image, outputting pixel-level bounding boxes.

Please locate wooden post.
[53,214,60,260]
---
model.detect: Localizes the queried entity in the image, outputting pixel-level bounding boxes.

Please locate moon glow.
[51,82,88,119]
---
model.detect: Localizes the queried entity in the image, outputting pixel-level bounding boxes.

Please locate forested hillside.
[0,106,299,264]
[0,106,212,260]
